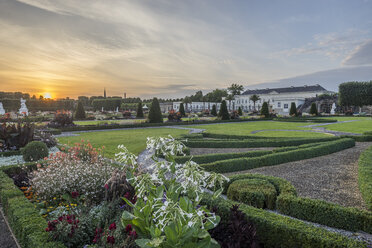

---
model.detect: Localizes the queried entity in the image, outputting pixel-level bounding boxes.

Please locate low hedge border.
[0,165,65,248]
[202,194,366,248]
[184,136,339,148]
[358,144,372,210]
[276,194,372,234]
[364,131,372,135]
[59,117,273,132]
[341,135,372,142]
[201,138,355,173]
[0,150,22,157]
[273,117,338,123]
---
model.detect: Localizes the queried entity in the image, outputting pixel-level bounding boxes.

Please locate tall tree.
[218,100,230,120]
[148,98,163,123]
[249,94,260,111]
[310,102,318,116]
[260,102,269,117]
[228,83,244,96]
[74,101,86,119]
[136,102,144,118]
[203,89,228,102]
[290,102,297,116]
[179,103,186,117]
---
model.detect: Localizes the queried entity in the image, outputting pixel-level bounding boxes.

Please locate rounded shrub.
[22,141,49,162]
[227,179,277,209]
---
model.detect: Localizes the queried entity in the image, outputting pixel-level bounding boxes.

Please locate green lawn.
[252,131,331,137]
[322,118,372,134]
[186,121,316,136]
[74,119,146,126]
[57,128,189,158]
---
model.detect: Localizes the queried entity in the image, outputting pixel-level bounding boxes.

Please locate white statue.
[0,102,5,115]
[101,106,104,112]
[116,106,119,113]
[18,98,28,116]
[330,103,336,115]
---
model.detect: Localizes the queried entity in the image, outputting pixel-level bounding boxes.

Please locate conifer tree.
[136,102,144,118]
[218,100,230,120]
[148,97,163,123]
[179,103,186,117]
[74,101,86,119]
[310,102,318,116]
[289,102,297,116]
[238,106,243,116]
[211,104,217,116]
[260,102,269,117]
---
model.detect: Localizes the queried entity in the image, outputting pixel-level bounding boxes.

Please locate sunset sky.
[0,0,371,99]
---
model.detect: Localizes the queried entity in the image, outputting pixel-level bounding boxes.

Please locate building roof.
[242,84,327,95]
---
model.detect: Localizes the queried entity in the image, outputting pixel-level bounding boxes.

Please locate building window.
[284,104,288,109]
[277,102,281,108]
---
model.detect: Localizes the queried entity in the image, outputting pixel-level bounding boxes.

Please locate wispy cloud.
[342,39,372,65]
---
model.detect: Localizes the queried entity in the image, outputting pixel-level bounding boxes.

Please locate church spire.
[104,88,106,98]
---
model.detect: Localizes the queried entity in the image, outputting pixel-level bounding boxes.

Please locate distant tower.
[124,92,127,99]
[104,88,107,98]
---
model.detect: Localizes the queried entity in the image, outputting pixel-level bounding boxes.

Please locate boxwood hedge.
[201,138,355,173]
[202,194,367,248]
[358,144,372,210]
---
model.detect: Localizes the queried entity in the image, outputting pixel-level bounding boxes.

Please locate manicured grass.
[186,121,316,136]
[74,119,147,126]
[57,128,189,157]
[252,131,331,137]
[322,118,372,134]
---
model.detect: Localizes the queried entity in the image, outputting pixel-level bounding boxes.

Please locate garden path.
[0,205,19,248]
[224,142,372,210]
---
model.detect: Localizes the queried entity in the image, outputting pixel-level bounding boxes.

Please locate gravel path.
[224,142,372,210]
[0,206,19,248]
[190,147,274,156]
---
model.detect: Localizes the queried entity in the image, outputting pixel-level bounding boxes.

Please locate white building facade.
[234,85,330,115]
[173,102,221,112]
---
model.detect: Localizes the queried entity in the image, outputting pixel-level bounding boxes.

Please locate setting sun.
[43,92,52,99]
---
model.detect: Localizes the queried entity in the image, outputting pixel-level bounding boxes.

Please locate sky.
[0,0,371,99]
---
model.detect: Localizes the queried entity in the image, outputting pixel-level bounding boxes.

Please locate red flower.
[107,235,115,244]
[104,184,109,190]
[124,192,130,199]
[71,191,79,198]
[125,224,132,233]
[129,230,137,239]
[109,222,116,230]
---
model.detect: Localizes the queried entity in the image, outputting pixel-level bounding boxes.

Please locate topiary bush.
[211,104,217,116]
[289,102,297,116]
[260,102,269,117]
[310,102,318,115]
[22,141,49,162]
[74,101,86,119]
[148,97,163,123]
[218,100,230,120]
[227,179,277,209]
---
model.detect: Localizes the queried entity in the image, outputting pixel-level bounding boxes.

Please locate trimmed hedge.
[227,179,277,209]
[358,144,372,210]
[341,135,372,142]
[273,117,337,123]
[185,136,339,148]
[202,194,366,248]
[0,170,65,248]
[276,195,372,234]
[364,131,372,135]
[59,117,273,132]
[201,138,355,173]
[0,150,22,157]
[174,150,272,164]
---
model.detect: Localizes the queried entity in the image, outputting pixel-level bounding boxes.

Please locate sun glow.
[43,92,52,99]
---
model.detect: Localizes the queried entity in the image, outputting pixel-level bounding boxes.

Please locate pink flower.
[129,230,137,239]
[125,224,132,233]
[104,184,109,190]
[71,191,79,198]
[106,235,115,244]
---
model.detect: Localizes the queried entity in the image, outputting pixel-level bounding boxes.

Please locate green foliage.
[218,100,230,120]
[276,195,372,234]
[179,103,186,117]
[184,136,339,148]
[289,102,297,116]
[200,138,355,173]
[174,150,271,164]
[237,107,242,116]
[203,89,228,102]
[309,102,318,115]
[227,179,277,209]
[22,141,49,162]
[202,194,367,248]
[341,135,372,142]
[136,102,144,118]
[148,98,163,123]
[358,144,372,210]
[260,102,269,117]
[92,98,122,111]
[74,101,86,119]
[0,122,35,151]
[339,81,372,107]
[211,105,217,116]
